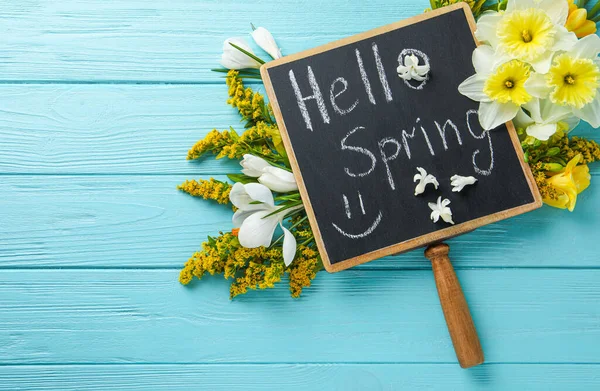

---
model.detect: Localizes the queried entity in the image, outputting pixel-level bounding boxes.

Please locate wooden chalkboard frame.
[261,3,543,273]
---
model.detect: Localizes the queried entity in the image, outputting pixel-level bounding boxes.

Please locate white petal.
[552,25,578,53]
[540,0,569,26]
[221,38,261,70]
[523,98,543,123]
[430,210,440,223]
[538,99,572,124]
[244,183,275,206]
[524,73,551,99]
[526,123,558,141]
[458,75,490,102]
[238,210,278,248]
[232,209,256,228]
[472,45,496,75]
[514,108,534,129]
[240,154,271,177]
[562,116,581,133]
[478,101,520,130]
[251,27,282,60]
[258,167,298,193]
[528,51,554,74]
[281,225,297,266]
[573,94,600,128]
[475,13,502,48]
[569,34,600,60]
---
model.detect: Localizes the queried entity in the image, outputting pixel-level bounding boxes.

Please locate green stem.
[590,1,600,19]
[229,42,266,65]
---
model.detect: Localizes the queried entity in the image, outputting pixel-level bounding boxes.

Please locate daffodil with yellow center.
[459,47,532,130]
[547,54,600,109]
[483,60,532,105]
[525,34,600,128]
[497,8,556,64]
[544,154,591,211]
[475,0,577,73]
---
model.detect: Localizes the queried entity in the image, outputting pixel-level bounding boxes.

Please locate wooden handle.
[425,243,484,368]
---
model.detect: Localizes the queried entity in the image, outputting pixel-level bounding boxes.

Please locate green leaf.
[227,173,258,184]
[229,42,266,65]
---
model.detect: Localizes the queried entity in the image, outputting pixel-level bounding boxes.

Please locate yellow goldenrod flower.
[544,154,591,211]
[566,0,597,38]
[497,8,556,64]
[484,60,533,105]
[177,178,232,205]
[547,53,600,109]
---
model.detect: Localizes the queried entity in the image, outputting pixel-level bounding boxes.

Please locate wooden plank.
[0,0,428,82]
[0,364,599,391]
[0,84,239,174]
[1,175,599,269]
[0,269,599,364]
[0,83,598,178]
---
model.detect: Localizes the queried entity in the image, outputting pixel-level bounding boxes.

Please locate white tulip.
[221,38,262,70]
[240,154,271,177]
[413,167,439,196]
[229,182,299,266]
[238,154,298,193]
[258,166,298,193]
[428,197,455,225]
[450,175,478,193]
[251,26,282,60]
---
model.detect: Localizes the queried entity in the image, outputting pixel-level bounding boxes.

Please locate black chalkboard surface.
[261,4,542,272]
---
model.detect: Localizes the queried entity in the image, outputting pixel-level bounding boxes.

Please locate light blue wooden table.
[1,1,599,389]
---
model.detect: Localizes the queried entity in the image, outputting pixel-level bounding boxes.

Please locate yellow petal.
[566,9,588,31]
[573,20,598,38]
[543,192,570,210]
[573,164,591,194]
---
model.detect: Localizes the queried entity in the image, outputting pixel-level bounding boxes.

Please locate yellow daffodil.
[459,46,532,130]
[524,34,600,128]
[544,154,591,211]
[547,54,600,108]
[476,0,577,73]
[566,0,597,38]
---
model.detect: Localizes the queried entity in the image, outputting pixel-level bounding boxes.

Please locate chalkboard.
[261,3,542,272]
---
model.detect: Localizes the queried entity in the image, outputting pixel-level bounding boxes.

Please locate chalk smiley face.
[332,192,383,239]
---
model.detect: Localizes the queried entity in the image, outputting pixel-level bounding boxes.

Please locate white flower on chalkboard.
[240,154,298,193]
[397,54,430,82]
[221,38,262,70]
[230,182,299,266]
[450,175,478,193]
[251,26,282,60]
[413,167,439,196]
[428,197,455,225]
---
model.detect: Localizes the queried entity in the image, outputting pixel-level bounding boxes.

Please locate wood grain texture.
[1,174,598,269]
[0,269,599,364]
[0,0,429,82]
[1,364,599,391]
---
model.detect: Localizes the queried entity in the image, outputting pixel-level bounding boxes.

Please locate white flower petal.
[472,45,496,75]
[240,154,271,177]
[251,27,282,60]
[258,167,298,193]
[458,75,490,102]
[478,101,520,130]
[569,34,600,60]
[573,94,600,128]
[524,73,552,99]
[233,209,256,228]
[528,51,554,74]
[281,225,297,266]
[514,108,534,129]
[475,13,502,48]
[221,38,261,70]
[552,25,578,53]
[526,123,558,141]
[244,183,276,206]
[541,0,569,26]
[238,210,278,248]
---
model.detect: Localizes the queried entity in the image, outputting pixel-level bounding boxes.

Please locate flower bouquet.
[179,0,600,298]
